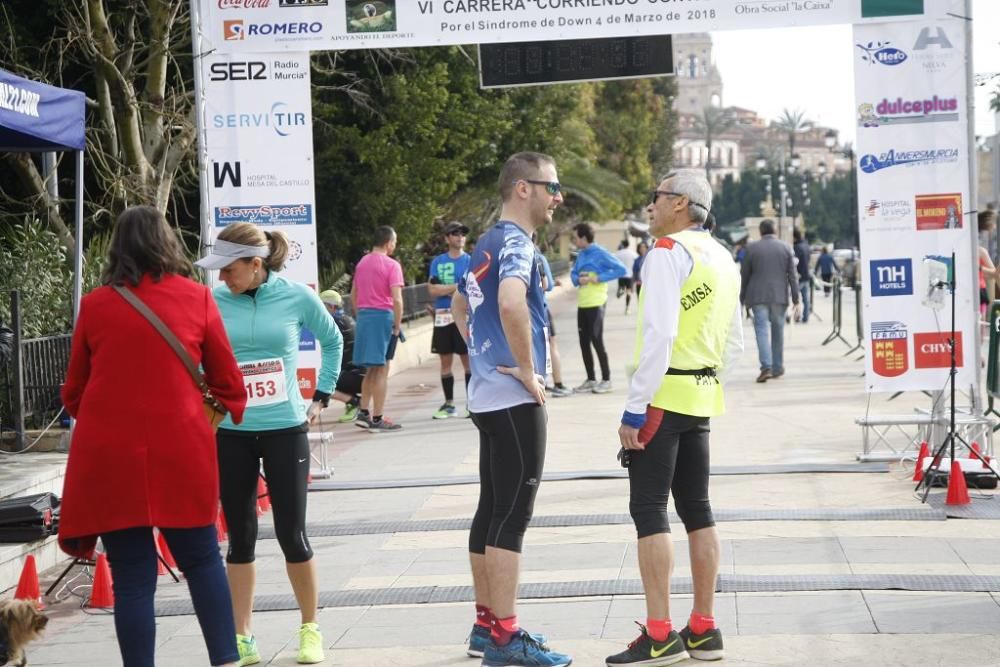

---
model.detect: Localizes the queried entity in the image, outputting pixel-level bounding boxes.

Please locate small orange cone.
[216,509,228,542]
[970,442,981,460]
[257,476,271,513]
[156,532,177,569]
[89,554,115,608]
[913,441,930,482]
[14,555,43,608]
[945,459,971,506]
[984,455,992,470]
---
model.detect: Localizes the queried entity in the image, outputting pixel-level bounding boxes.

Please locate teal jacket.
[213,271,342,432]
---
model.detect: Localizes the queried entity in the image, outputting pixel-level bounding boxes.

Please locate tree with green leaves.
[688,106,736,184]
[773,108,813,158]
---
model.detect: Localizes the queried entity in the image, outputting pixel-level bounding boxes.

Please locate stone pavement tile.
[735,591,877,635]
[732,536,847,566]
[948,537,1000,564]
[976,564,1000,575]
[864,591,1000,634]
[850,562,973,575]
[390,567,621,589]
[521,542,628,571]
[733,563,855,576]
[838,536,962,564]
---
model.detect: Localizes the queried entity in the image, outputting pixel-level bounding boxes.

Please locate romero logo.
[224,20,245,40]
[914,332,962,369]
[915,193,962,230]
[871,321,908,377]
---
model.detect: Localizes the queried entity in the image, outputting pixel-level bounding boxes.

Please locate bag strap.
[112,284,210,394]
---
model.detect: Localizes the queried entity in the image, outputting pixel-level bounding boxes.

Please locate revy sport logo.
[870,258,912,297]
[857,40,908,66]
[214,204,313,227]
[914,332,962,369]
[859,148,959,174]
[871,321,908,377]
[915,193,962,230]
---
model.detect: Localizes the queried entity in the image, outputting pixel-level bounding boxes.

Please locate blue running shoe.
[482,631,572,666]
[468,625,549,658]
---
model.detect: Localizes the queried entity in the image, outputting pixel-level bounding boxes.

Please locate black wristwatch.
[312,390,331,408]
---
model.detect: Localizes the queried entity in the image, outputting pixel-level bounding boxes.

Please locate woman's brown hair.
[216,222,289,272]
[102,206,193,286]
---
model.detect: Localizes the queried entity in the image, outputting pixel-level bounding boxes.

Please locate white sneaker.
[573,380,597,393]
[592,380,613,394]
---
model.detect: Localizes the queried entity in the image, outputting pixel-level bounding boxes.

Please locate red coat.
[59,274,247,558]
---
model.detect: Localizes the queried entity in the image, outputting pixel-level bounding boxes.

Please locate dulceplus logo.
[858,147,958,174]
[870,258,912,297]
[214,204,313,227]
[857,40,908,66]
[212,102,307,137]
[857,96,959,128]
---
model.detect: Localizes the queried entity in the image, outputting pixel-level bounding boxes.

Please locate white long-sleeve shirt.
[624,232,744,419]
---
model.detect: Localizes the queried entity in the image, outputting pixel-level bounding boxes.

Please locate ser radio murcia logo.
[870,321,908,377]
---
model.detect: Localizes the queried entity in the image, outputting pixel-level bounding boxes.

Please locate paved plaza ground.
[14,285,1000,666]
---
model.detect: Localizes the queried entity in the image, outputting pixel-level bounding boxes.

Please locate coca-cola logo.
[219,0,271,9]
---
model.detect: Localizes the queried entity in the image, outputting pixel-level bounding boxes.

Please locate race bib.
[239,358,287,408]
[435,308,454,327]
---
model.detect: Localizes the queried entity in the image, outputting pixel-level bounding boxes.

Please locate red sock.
[491,616,519,646]
[475,604,494,629]
[646,618,672,642]
[689,612,716,635]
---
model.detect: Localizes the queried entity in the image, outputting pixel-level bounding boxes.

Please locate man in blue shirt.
[453,152,572,667]
[427,221,472,419]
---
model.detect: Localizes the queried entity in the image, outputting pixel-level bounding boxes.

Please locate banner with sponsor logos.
[201,0,936,53]
[202,51,323,399]
[854,12,976,392]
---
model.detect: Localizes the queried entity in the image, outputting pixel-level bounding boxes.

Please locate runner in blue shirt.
[427,221,472,418]
[452,152,572,667]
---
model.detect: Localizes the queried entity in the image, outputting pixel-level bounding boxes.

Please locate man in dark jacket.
[740,220,800,382]
[792,227,812,323]
[320,290,366,422]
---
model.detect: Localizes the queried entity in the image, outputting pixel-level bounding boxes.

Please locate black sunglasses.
[650,190,685,205]
[519,179,562,196]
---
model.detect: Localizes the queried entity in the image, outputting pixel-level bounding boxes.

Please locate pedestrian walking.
[614,240,639,314]
[537,249,572,397]
[815,247,836,296]
[452,151,572,667]
[792,228,812,323]
[633,241,648,297]
[607,170,742,667]
[351,226,405,431]
[319,290,367,423]
[197,222,343,666]
[427,221,472,419]
[740,219,800,382]
[570,223,627,394]
[59,206,248,667]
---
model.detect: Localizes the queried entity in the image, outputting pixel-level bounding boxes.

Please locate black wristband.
[312,390,331,408]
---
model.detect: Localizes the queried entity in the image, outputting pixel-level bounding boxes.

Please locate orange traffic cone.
[257,476,271,513]
[912,441,930,482]
[156,532,177,569]
[970,442,981,460]
[14,555,43,608]
[984,455,992,470]
[89,554,114,608]
[216,509,228,542]
[945,459,971,506]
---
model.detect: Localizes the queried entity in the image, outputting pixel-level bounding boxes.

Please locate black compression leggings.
[469,403,547,554]
[217,425,313,564]
[628,409,715,538]
[577,305,610,382]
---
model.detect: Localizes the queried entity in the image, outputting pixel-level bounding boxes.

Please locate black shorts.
[618,277,634,290]
[432,322,468,355]
[335,365,365,396]
[546,305,556,337]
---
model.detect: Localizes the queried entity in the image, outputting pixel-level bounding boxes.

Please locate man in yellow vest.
[606,169,743,667]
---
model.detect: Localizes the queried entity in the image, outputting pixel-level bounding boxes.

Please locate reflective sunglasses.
[519,179,562,196]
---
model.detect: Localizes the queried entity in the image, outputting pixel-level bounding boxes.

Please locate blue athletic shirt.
[458,221,547,413]
[429,251,471,310]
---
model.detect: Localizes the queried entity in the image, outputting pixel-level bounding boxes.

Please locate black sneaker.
[678,626,725,661]
[605,625,687,666]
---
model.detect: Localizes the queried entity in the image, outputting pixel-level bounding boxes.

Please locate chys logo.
[224,20,245,40]
[914,332,962,369]
[871,321,908,377]
[857,40,907,66]
[915,193,962,230]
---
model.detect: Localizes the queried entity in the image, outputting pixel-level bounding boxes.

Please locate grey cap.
[195,238,270,270]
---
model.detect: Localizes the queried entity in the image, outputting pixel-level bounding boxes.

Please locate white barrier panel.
[202,0,938,53]
[201,51,323,399]
[854,11,976,393]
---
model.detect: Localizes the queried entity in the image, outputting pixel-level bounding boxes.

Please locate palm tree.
[691,106,736,185]
[774,108,813,158]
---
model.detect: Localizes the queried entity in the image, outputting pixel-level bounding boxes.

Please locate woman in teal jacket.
[196,222,342,666]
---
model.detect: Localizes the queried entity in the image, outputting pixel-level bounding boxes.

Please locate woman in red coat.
[59,206,247,667]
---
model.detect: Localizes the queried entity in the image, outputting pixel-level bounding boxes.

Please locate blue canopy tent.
[0,68,87,321]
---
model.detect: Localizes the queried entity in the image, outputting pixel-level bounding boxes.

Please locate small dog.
[0,599,48,666]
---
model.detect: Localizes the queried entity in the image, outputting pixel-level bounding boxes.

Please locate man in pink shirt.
[351,226,405,431]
